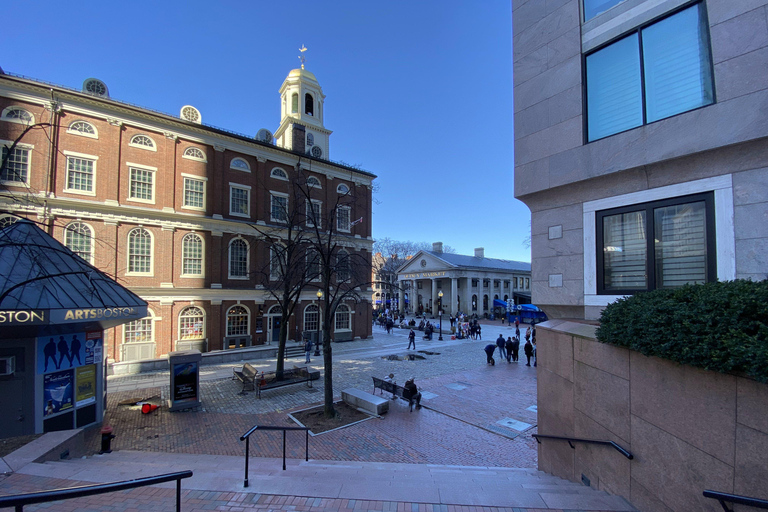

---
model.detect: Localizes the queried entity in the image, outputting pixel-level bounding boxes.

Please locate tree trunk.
[276,313,290,378]
[322,324,335,418]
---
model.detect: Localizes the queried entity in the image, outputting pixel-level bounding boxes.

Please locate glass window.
[304,304,319,331]
[184,177,205,209]
[597,193,714,293]
[271,167,288,179]
[230,158,250,171]
[129,167,154,201]
[337,206,351,232]
[306,249,320,280]
[584,0,626,21]
[586,3,713,141]
[128,228,152,274]
[230,186,249,216]
[306,133,314,146]
[130,134,155,149]
[271,194,288,222]
[229,238,249,278]
[306,200,321,227]
[66,156,95,192]
[335,304,351,331]
[227,305,249,336]
[69,121,97,137]
[182,233,203,276]
[1,146,30,183]
[291,93,298,113]
[64,222,93,263]
[183,147,206,161]
[305,93,314,116]
[270,244,284,280]
[125,316,153,343]
[179,306,205,340]
[307,176,321,188]
[336,250,350,282]
[2,107,34,124]
[337,184,349,194]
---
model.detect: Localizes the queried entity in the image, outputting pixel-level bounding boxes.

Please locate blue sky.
[3,1,529,262]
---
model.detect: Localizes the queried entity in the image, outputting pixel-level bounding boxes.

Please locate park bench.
[254,366,314,399]
[232,363,258,394]
[371,376,418,412]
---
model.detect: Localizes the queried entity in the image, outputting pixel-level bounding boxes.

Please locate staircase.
[13,451,636,510]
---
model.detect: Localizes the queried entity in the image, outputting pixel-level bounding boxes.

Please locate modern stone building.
[514,0,768,321]
[0,63,375,364]
[396,242,531,317]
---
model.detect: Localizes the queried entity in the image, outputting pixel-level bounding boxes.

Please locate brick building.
[0,66,375,363]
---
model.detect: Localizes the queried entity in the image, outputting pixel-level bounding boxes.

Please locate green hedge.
[596,280,768,382]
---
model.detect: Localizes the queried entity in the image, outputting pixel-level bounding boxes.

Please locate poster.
[43,370,74,416]
[172,362,199,403]
[85,331,103,365]
[37,333,86,374]
[75,365,96,407]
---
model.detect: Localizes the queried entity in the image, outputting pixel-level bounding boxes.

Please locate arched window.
[227,305,250,336]
[64,222,94,263]
[228,238,249,279]
[179,306,205,340]
[181,233,203,276]
[128,228,152,274]
[68,121,97,138]
[336,184,350,194]
[124,311,154,343]
[291,93,299,113]
[305,93,314,116]
[336,249,350,282]
[483,295,489,311]
[129,134,156,150]
[230,158,250,172]
[472,294,478,311]
[307,176,321,188]
[0,214,20,229]
[2,107,34,125]
[306,133,314,146]
[270,167,288,180]
[183,147,206,162]
[335,304,351,331]
[304,304,320,331]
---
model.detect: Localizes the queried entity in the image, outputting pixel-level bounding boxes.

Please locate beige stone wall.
[537,320,768,512]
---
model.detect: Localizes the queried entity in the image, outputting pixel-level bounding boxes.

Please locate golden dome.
[288,68,318,82]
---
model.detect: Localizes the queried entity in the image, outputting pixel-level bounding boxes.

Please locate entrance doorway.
[267,305,283,344]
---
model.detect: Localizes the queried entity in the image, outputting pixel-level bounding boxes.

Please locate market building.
[0,62,375,365]
[395,242,531,317]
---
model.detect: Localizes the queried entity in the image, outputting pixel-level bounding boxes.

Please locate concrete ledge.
[342,388,389,416]
[2,428,85,473]
[110,345,278,375]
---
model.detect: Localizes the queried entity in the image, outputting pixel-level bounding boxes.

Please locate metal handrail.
[532,434,633,459]
[0,470,193,512]
[704,490,768,511]
[240,425,310,487]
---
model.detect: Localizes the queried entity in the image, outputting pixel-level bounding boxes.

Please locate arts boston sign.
[401,271,447,279]
[0,306,148,327]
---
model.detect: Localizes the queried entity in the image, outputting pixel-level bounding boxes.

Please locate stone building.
[0,64,375,363]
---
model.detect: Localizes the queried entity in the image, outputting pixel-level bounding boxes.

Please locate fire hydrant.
[99,425,115,454]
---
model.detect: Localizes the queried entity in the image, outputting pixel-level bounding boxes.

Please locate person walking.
[496,334,507,362]
[477,324,482,340]
[505,336,514,363]
[524,338,534,366]
[484,344,496,365]
[511,336,520,362]
[407,329,416,350]
[304,338,312,363]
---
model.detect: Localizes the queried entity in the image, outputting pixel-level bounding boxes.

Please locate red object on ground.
[141,403,159,414]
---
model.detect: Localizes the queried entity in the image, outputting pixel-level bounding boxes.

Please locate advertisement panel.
[75,365,97,407]
[172,362,199,404]
[43,370,74,416]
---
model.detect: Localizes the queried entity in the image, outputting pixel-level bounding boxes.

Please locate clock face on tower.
[420,259,427,267]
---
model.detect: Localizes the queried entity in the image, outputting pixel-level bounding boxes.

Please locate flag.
[350,217,363,226]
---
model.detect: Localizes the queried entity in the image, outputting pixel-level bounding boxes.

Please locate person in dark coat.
[496,334,507,362]
[407,329,416,350]
[403,378,422,411]
[484,344,496,365]
[524,339,534,366]
[511,336,521,362]
[505,336,514,363]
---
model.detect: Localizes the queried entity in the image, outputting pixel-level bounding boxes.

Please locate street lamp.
[314,290,322,356]
[438,290,444,341]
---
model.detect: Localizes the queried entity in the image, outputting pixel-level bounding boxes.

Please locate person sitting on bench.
[403,378,422,410]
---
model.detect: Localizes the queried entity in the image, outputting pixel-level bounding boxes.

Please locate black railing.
[240,425,310,487]
[0,470,193,512]
[532,434,633,459]
[704,490,768,512]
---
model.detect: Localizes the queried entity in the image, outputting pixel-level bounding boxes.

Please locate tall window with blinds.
[597,193,715,294]
[586,2,714,142]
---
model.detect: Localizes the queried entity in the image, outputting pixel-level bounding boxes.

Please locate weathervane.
[299,45,308,69]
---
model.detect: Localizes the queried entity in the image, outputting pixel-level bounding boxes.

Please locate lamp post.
[438,290,444,341]
[314,290,322,356]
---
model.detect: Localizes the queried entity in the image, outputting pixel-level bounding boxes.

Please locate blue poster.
[43,370,74,416]
[37,333,86,374]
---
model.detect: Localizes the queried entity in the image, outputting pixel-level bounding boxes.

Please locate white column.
[431,279,438,314]
[451,278,458,315]
[398,284,404,314]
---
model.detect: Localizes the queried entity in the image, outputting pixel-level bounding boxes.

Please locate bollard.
[99,425,115,454]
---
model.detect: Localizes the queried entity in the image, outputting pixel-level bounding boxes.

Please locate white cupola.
[274,46,332,159]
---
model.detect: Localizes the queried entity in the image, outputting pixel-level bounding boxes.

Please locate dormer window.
[183,147,207,162]
[291,93,299,114]
[129,134,156,151]
[305,93,314,116]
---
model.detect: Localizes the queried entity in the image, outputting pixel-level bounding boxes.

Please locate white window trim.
[181,173,207,212]
[183,147,207,162]
[226,304,251,337]
[336,183,350,194]
[123,310,156,344]
[228,237,250,280]
[229,183,251,218]
[64,221,95,264]
[126,162,157,205]
[128,134,157,151]
[334,304,352,332]
[337,205,351,233]
[67,121,98,139]
[0,139,33,186]
[306,249,321,282]
[307,176,322,189]
[180,232,205,278]
[307,199,322,228]
[1,106,35,126]
[270,244,284,281]
[270,167,289,181]
[63,150,98,196]
[583,175,735,307]
[126,227,154,276]
[230,158,251,172]
[270,191,289,223]
[178,306,205,340]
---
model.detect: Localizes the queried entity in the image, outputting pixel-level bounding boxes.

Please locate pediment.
[397,251,454,277]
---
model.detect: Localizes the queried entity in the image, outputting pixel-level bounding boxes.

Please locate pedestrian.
[515,318,519,328]
[496,334,507,362]
[511,336,520,362]
[524,338,533,366]
[304,338,312,363]
[484,344,496,365]
[505,336,514,363]
[515,325,520,340]
[477,324,482,340]
[408,329,416,350]
[403,378,422,411]
[533,340,537,367]
[525,325,531,342]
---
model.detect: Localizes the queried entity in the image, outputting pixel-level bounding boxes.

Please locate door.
[0,379,29,437]
[270,317,281,343]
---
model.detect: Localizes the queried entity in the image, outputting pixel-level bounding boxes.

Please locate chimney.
[474,247,484,259]
[292,123,306,153]
[432,242,443,253]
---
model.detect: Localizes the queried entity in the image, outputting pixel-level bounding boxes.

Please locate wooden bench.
[255,366,313,399]
[371,377,418,412]
[232,363,258,394]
